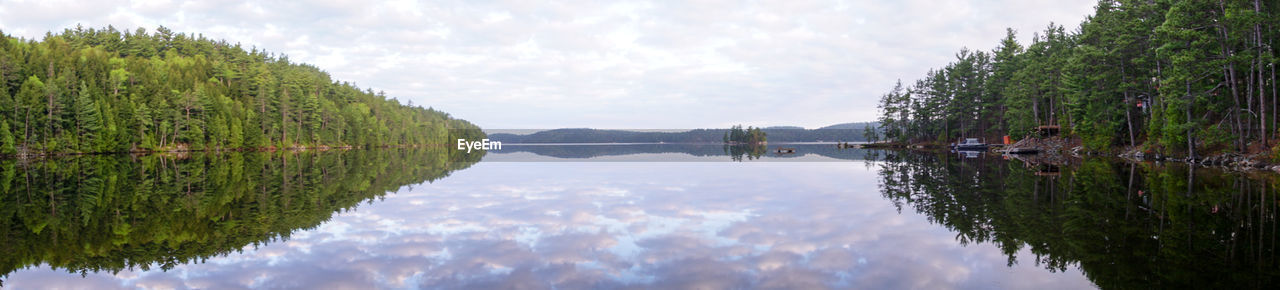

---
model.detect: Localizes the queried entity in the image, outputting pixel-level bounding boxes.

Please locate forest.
[872,0,1279,158]
[0,26,483,156]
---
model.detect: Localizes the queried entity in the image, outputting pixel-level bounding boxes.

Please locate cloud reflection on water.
[6,162,1094,289]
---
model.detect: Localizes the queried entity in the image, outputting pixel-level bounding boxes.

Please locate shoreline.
[861,138,1280,173]
[0,144,463,160]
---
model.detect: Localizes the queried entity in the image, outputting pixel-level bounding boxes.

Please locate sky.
[0,0,1097,129]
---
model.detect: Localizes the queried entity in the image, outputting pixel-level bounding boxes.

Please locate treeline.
[723,125,766,144]
[0,26,482,155]
[488,129,728,144]
[488,127,867,144]
[875,0,1279,157]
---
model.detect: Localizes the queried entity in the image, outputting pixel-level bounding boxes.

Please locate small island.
[722,125,766,145]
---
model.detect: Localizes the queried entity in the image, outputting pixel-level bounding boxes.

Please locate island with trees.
[872,0,1280,165]
[0,26,483,157]
[723,125,766,145]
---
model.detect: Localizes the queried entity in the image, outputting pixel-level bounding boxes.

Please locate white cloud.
[0,0,1095,129]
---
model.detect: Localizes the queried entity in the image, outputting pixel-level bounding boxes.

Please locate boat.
[951,138,989,151]
[775,147,796,153]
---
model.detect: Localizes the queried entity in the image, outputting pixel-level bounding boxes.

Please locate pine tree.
[0,81,12,123]
[0,121,15,155]
[989,28,1023,137]
[74,81,103,152]
[1155,0,1221,157]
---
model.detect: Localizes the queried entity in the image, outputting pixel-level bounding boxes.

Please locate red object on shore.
[1003,135,1011,145]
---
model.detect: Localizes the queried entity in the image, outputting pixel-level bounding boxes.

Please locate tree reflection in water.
[875,151,1279,288]
[0,148,481,280]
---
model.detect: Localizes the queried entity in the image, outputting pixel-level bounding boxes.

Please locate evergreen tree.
[0,121,15,155]
[74,81,103,152]
[990,29,1024,137]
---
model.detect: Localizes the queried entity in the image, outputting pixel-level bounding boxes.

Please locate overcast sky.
[1,0,1096,129]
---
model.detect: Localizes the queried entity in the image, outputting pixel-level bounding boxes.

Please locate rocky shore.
[866,136,1280,173]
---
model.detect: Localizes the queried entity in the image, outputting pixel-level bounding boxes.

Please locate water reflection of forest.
[0,148,482,279]
[876,151,1279,288]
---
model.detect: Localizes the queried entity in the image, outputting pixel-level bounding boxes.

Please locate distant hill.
[491,143,881,161]
[488,122,879,144]
[818,122,879,130]
[488,128,727,143]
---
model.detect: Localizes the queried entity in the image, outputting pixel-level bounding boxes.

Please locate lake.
[1,144,1276,289]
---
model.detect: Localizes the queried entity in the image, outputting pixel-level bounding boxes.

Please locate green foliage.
[0,122,14,154]
[1198,123,1234,153]
[0,26,482,155]
[74,81,103,151]
[862,123,880,142]
[877,80,911,142]
[877,0,1279,156]
[724,125,766,144]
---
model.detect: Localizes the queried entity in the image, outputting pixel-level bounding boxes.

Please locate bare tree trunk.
[1257,0,1268,146]
[22,109,30,150]
[172,121,179,148]
[260,93,266,138]
[1262,59,1268,146]
[1123,63,1136,146]
[282,87,289,146]
[45,86,53,153]
[184,101,191,145]
[1222,23,1245,151]
[1126,100,1136,146]
[1188,80,1196,159]
[1032,96,1040,127]
[1248,62,1256,144]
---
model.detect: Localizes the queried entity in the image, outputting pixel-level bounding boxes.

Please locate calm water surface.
[2,145,1276,289]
